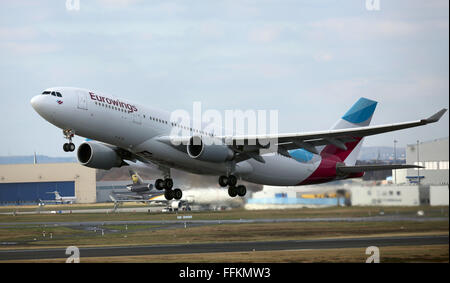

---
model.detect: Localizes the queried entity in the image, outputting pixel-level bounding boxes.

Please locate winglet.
[423,108,447,123]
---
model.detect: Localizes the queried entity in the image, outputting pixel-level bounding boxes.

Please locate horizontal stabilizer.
[337,164,423,174]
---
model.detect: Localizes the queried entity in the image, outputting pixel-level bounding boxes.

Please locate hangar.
[0,163,96,206]
[394,137,449,185]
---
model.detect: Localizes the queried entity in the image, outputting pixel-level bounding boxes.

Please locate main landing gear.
[63,129,75,152]
[155,177,183,200]
[219,175,247,198]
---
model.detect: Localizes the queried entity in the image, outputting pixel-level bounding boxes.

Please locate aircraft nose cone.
[30,95,41,111]
[31,94,53,120]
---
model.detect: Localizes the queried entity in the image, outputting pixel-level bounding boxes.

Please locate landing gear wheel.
[155,179,165,190]
[228,175,238,187]
[237,185,247,197]
[218,176,228,187]
[173,188,183,200]
[164,178,173,190]
[228,186,238,197]
[63,143,75,152]
[164,189,174,200]
[62,129,75,153]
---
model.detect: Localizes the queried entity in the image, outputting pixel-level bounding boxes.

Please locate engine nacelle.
[129,183,153,193]
[187,136,234,163]
[77,141,125,170]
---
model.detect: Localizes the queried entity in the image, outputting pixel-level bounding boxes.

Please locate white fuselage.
[30,87,339,187]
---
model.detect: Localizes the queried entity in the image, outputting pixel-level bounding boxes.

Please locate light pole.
[417,140,420,186]
[393,139,398,184]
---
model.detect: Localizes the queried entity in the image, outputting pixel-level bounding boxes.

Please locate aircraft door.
[77,91,88,110]
[133,112,142,125]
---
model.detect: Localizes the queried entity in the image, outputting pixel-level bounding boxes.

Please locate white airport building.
[387,137,449,206]
[347,137,449,207]
[348,184,448,207]
[348,185,419,206]
[429,186,449,206]
[394,137,449,186]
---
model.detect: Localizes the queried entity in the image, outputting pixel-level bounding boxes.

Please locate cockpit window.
[41,90,62,97]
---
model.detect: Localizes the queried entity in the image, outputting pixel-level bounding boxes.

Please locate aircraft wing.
[109,193,166,203]
[223,108,447,147]
[112,193,147,200]
[157,108,447,162]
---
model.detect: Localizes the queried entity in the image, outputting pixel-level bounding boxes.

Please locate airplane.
[39,191,77,205]
[30,87,447,201]
[109,169,164,203]
[126,169,153,194]
[110,170,241,211]
[108,193,169,211]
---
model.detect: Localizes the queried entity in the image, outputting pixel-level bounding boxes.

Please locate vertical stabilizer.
[322,97,378,165]
[129,170,143,185]
[54,191,61,199]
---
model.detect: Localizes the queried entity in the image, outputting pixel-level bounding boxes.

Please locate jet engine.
[77,141,126,170]
[128,184,153,193]
[187,136,234,163]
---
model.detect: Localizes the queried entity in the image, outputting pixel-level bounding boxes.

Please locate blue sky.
[0,0,448,157]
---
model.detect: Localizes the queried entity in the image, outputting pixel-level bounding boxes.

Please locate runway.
[0,235,447,261]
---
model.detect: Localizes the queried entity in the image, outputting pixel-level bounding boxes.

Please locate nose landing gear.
[62,129,76,152]
[63,143,75,152]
